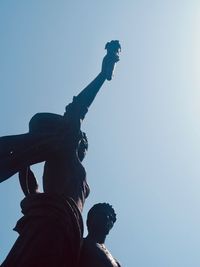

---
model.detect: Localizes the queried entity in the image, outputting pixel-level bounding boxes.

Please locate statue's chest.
[96,244,119,267]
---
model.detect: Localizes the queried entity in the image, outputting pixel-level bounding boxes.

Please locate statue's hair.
[87,203,117,224]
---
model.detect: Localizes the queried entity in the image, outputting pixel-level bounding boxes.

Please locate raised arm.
[64,72,106,120]
[64,40,121,122]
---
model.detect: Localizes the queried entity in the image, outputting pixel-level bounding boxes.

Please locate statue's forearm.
[75,72,106,110]
[64,72,106,121]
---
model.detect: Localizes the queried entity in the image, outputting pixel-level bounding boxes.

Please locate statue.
[1,41,121,267]
[79,203,121,267]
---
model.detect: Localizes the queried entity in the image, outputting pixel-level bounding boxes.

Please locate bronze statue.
[1,41,121,267]
[79,203,121,267]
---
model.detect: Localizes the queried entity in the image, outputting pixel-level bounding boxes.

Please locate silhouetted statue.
[1,41,121,267]
[79,203,121,267]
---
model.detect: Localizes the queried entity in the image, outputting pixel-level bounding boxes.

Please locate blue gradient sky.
[1,1,200,266]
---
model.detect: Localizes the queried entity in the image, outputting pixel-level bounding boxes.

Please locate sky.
[1,0,200,266]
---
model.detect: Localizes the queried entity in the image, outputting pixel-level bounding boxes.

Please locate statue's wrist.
[99,71,107,81]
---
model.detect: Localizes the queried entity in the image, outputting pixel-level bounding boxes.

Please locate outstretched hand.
[101,40,121,81]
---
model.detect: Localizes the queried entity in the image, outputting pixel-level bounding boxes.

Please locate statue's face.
[93,210,114,235]
[102,212,114,234]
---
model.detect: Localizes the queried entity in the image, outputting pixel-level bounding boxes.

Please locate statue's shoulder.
[29,112,66,133]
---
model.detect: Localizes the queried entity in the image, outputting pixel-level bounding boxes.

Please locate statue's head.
[78,131,88,162]
[87,203,117,236]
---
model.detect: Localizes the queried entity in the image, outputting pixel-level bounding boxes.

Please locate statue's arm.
[75,71,106,113]
[64,46,120,122]
[64,71,106,124]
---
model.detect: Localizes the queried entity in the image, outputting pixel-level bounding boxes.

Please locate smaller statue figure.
[79,203,121,267]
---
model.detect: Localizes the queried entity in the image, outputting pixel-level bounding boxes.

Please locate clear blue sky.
[1,1,200,266]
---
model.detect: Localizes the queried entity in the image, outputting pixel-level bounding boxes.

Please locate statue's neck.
[87,232,106,244]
